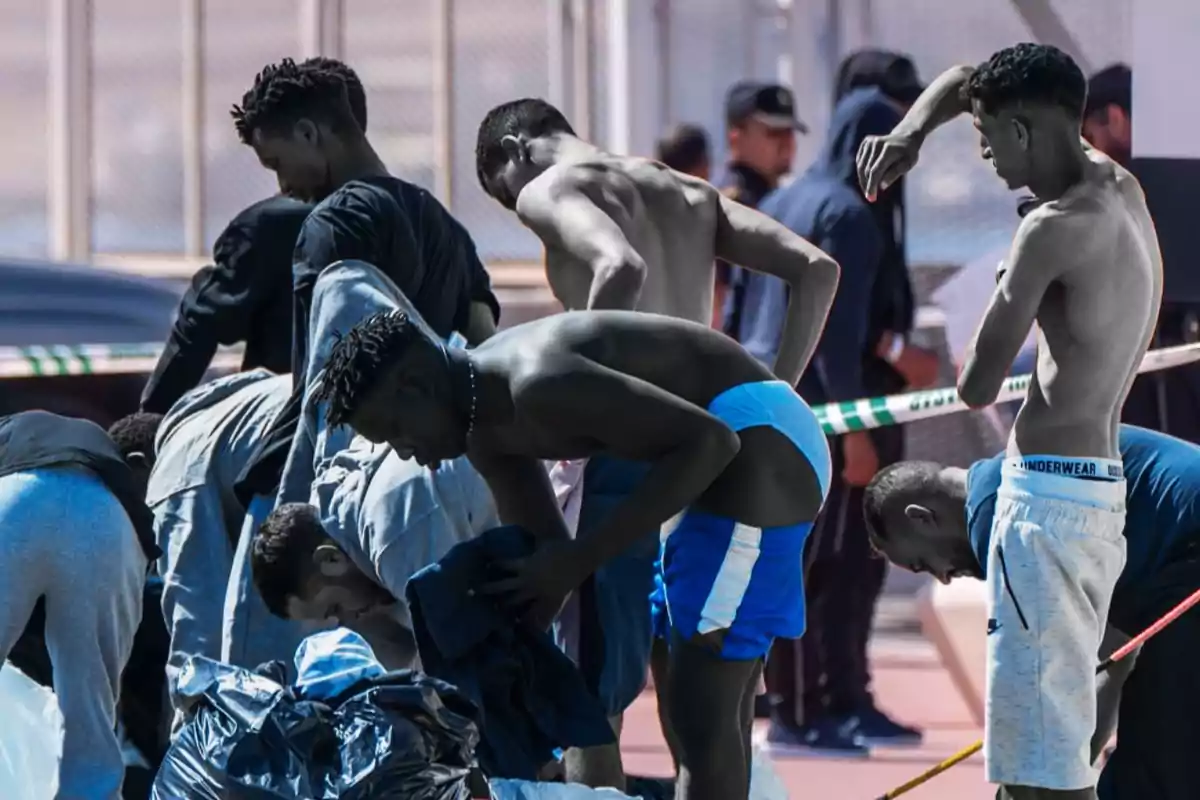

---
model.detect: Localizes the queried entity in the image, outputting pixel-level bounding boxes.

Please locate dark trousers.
[1098,552,1200,799]
[766,422,903,725]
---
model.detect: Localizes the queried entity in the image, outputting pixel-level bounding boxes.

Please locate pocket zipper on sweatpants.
[996,546,1031,631]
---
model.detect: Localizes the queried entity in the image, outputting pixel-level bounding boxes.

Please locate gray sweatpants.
[0,467,146,800]
[151,481,233,728]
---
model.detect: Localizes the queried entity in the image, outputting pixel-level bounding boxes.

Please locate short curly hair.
[251,503,330,619]
[231,57,359,144]
[301,56,368,132]
[313,310,423,428]
[107,412,164,461]
[963,43,1087,120]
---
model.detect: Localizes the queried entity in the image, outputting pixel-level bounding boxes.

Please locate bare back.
[525,156,721,324]
[1012,154,1162,458]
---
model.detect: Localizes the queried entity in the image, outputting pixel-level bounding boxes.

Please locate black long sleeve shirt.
[139,195,313,414]
[234,177,500,503]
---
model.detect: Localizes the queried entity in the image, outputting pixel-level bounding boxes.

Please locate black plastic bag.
[152,658,480,799]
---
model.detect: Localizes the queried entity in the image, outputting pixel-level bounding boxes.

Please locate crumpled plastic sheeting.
[293,628,387,702]
[0,663,63,800]
[153,656,480,799]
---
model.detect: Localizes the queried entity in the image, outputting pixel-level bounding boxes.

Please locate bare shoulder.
[517,160,636,220]
[1009,202,1088,269]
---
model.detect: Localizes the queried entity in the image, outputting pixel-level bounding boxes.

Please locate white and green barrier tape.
[0,343,242,379]
[814,341,1200,434]
[4,340,1200,435]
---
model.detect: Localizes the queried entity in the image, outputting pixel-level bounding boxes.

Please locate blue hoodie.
[736,87,902,405]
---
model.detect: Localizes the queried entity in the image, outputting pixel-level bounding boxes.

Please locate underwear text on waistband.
[1011,456,1123,481]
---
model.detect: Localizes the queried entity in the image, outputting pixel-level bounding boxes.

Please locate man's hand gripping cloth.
[406,525,616,780]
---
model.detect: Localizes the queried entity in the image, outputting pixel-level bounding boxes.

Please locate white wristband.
[884,334,905,365]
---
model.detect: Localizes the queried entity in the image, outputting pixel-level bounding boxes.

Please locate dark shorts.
[574,455,657,717]
[1099,552,1200,799]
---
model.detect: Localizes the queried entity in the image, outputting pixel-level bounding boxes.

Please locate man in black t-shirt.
[229,58,500,505]
[141,58,368,415]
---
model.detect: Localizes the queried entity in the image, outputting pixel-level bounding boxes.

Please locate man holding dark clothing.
[229,57,499,507]
[140,58,367,414]
[719,82,804,335]
[747,56,930,755]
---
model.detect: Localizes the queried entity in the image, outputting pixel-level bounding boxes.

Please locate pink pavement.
[620,635,993,799]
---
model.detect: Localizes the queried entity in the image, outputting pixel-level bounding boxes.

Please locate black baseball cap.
[725,81,809,134]
[1085,63,1131,118]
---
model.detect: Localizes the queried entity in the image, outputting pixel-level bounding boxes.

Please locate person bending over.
[864,424,1200,800]
[249,443,498,669]
[311,304,834,800]
[475,97,838,787]
[138,371,294,728]
[857,44,1161,797]
[0,411,160,799]
[230,57,499,507]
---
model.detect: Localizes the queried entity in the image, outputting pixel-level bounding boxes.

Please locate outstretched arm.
[893,65,976,142]
[958,211,1070,408]
[857,65,976,199]
[713,194,839,384]
[517,172,646,310]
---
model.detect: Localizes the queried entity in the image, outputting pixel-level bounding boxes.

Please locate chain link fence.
[0,0,1135,268]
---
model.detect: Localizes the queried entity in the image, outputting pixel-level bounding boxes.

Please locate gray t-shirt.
[310,438,498,628]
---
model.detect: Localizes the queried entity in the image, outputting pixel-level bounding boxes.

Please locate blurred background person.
[718,81,805,337]
[654,122,711,181]
[1083,63,1200,445]
[1082,64,1131,168]
[1087,64,1200,444]
[749,50,936,756]
[654,122,722,326]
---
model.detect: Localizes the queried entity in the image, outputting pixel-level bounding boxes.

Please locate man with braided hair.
[311,302,836,800]
[228,57,499,518]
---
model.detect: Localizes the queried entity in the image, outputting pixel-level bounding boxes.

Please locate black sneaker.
[848,705,923,747]
[761,717,871,759]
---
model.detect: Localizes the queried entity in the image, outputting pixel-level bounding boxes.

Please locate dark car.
[0,258,186,425]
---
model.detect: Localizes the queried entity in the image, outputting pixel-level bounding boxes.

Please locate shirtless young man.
[858,44,1162,798]
[474,98,838,786]
[312,304,834,800]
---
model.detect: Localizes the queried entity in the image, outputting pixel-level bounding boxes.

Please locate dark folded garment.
[407,525,616,780]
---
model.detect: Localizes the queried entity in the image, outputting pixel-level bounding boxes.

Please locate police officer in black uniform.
[718,81,806,334]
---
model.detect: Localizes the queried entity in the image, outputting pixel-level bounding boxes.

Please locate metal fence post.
[182,0,206,257]
[48,0,93,262]
[299,0,345,59]
[571,0,594,142]
[432,0,455,208]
